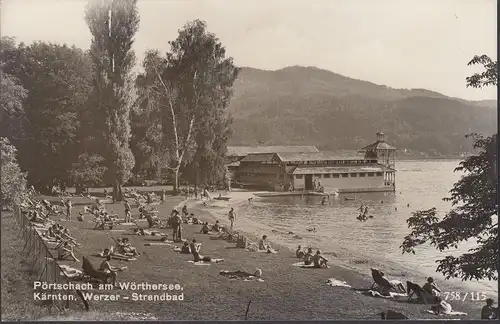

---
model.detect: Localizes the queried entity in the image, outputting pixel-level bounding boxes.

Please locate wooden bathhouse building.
[230,133,397,193]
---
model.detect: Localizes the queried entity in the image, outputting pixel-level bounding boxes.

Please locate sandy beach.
[2,191,487,321]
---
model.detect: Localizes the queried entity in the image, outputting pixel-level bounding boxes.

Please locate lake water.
[238,160,498,296]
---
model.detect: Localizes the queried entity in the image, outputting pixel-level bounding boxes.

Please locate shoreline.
[186,190,491,318]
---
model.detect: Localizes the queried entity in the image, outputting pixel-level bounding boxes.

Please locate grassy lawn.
[2,194,483,320]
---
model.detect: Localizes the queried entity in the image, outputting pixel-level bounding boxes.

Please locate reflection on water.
[243,160,497,295]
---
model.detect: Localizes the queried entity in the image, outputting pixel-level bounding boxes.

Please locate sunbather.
[213,220,222,232]
[122,238,140,257]
[430,297,452,314]
[200,222,210,234]
[296,245,305,258]
[180,241,191,254]
[190,239,222,263]
[312,250,328,268]
[481,298,497,319]
[303,248,314,265]
[422,277,441,297]
[57,242,79,262]
[258,235,273,251]
[98,255,118,285]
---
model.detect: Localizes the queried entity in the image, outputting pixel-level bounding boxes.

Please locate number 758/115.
[443,292,486,302]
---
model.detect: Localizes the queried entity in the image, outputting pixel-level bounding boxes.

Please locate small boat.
[214,196,231,201]
[344,197,356,201]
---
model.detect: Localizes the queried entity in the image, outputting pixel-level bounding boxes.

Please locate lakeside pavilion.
[227,133,397,193]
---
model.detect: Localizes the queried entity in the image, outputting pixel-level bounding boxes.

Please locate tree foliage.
[1,40,93,193]
[466,55,498,88]
[401,55,498,281]
[85,0,139,200]
[136,20,239,191]
[1,137,27,210]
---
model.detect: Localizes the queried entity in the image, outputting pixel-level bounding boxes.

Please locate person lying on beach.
[296,245,305,258]
[190,239,223,263]
[312,250,329,268]
[303,248,314,265]
[200,222,210,234]
[422,277,441,297]
[98,255,118,286]
[57,242,79,262]
[180,241,191,254]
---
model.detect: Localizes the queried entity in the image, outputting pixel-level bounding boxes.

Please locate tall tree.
[1,40,93,193]
[85,0,139,201]
[136,20,239,192]
[401,55,498,281]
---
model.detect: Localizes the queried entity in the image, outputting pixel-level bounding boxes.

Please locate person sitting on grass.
[422,277,441,297]
[430,297,452,314]
[189,239,223,263]
[57,242,79,262]
[121,238,140,257]
[312,250,328,268]
[213,220,222,232]
[98,255,118,286]
[200,222,210,234]
[481,298,497,319]
[258,235,274,252]
[303,248,314,265]
[296,245,305,258]
[181,241,191,254]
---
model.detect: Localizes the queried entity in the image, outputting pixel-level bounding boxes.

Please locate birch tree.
[136,20,239,193]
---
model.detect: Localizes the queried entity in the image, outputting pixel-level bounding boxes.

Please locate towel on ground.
[426,310,467,316]
[292,261,328,269]
[95,252,137,261]
[144,242,173,246]
[219,270,264,282]
[326,278,352,288]
[187,259,224,265]
[363,290,408,299]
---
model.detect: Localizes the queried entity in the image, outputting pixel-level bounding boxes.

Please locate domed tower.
[359,132,397,190]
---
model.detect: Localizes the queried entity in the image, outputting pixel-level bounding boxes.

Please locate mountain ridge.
[227,66,497,155]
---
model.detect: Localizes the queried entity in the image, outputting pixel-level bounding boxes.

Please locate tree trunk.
[113,181,124,202]
[75,184,84,195]
[173,167,180,195]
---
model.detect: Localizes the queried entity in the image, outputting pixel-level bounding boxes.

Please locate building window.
[350,173,358,177]
[368,172,375,177]
[314,174,321,178]
[376,172,383,176]
[359,173,366,177]
[341,173,349,178]
[332,174,340,178]
[295,174,303,179]
[324,174,331,178]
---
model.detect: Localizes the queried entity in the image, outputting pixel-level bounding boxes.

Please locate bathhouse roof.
[290,164,395,175]
[276,151,367,162]
[240,153,278,162]
[360,141,397,151]
[227,145,319,157]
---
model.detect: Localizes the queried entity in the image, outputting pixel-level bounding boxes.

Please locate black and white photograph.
[0,0,498,321]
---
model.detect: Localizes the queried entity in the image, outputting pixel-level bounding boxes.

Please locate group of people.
[296,245,329,268]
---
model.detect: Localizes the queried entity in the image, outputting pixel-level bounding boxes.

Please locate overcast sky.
[1,0,497,100]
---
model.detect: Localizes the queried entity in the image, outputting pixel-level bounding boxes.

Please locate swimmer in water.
[321,197,327,205]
